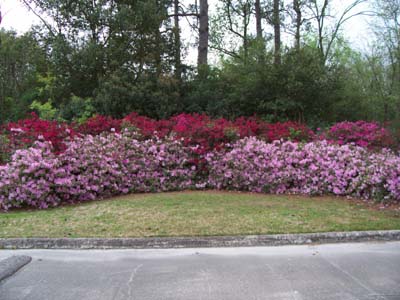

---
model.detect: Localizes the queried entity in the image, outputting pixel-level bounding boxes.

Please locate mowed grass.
[1,191,400,238]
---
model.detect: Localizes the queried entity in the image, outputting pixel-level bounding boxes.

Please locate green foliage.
[0,30,48,123]
[183,67,229,117]
[0,134,10,164]
[60,95,95,124]
[29,100,58,120]
[184,45,342,124]
[94,72,182,119]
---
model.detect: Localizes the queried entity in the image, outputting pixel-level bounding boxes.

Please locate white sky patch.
[1,0,40,33]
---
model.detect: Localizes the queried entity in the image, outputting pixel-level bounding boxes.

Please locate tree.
[371,0,400,123]
[198,0,209,67]
[173,0,182,80]
[211,0,254,62]
[273,0,281,64]
[306,0,370,63]
[0,30,48,123]
[255,0,263,39]
[20,0,176,111]
[292,0,303,50]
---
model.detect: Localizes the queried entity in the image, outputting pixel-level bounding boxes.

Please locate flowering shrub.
[2,114,396,166]
[0,131,197,210]
[1,133,399,210]
[264,121,315,142]
[0,141,61,209]
[326,121,395,149]
[1,113,75,163]
[206,137,400,201]
[78,115,122,135]
[386,164,400,201]
[169,115,315,151]
[170,113,239,154]
[1,113,399,210]
[123,112,172,138]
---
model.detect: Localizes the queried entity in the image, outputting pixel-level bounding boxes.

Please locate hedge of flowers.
[2,113,76,160]
[0,131,196,210]
[0,113,399,210]
[325,121,395,149]
[207,137,400,201]
[1,113,397,165]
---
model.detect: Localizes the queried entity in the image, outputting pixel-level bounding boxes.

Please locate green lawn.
[1,191,399,238]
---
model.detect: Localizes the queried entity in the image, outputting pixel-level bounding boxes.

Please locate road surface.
[0,242,399,300]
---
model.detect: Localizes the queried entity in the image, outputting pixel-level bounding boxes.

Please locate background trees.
[0,0,398,130]
[371,0,400,125]
[0,30,47,123]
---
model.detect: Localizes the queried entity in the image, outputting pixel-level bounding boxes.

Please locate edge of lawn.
[1,230,400,249]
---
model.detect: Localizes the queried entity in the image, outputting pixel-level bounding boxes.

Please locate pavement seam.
[0,230,399,249]
[320,255,387,300]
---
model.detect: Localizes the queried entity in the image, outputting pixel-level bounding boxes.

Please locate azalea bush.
[326,121,395,149]
[5,113,398,166]
[263,121,315,142]
[77,115,122,136]
[1,133,399,210]
[170,113,239,154]
[1,113,399,211]
[1,113,75,163]
[0,130,197,210]
[169,115,315,153]
[123,112,172,138]
[206,137,400,202]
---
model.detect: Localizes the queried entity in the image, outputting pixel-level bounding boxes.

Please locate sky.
[0,0,375,64]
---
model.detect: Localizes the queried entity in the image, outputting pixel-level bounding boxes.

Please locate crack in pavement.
[126,264,143,299]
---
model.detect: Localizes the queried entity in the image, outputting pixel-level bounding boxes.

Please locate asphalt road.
[0,242,399,300]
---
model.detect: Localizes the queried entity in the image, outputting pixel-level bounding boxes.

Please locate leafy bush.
[0,134,10,164]
[29,100,58,120]
[59,95,96,124]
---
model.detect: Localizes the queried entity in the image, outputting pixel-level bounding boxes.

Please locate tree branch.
[20,0,56,36]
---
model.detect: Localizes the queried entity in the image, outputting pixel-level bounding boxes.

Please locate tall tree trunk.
[293,0,301,51]
[243,3,249,62]
[316,0,329,61]
[174,0,182,80]
[155,28,163,77]
[255,0,262,39]
[198,0,209,68]
[273,0,281,65]
[255,0,265,62]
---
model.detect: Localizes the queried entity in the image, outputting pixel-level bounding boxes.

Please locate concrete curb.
[0,230,400,249]
[0,256,32,282]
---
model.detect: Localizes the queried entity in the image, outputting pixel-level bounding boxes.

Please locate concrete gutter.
[0,256,32,282]
[0,230,400,249]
